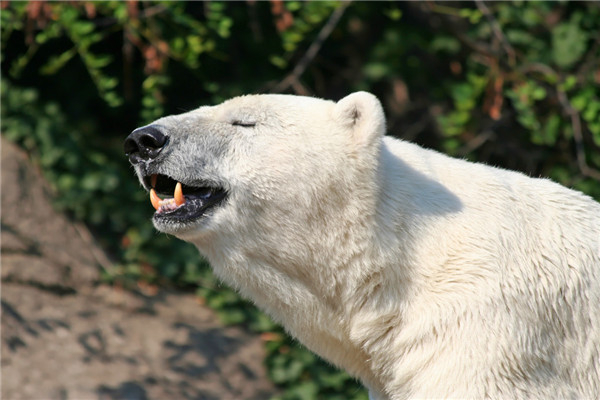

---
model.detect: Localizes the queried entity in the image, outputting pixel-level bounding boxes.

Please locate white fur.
[138,92,600,399]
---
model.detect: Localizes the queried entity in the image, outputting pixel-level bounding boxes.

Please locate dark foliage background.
[2,1,599,399]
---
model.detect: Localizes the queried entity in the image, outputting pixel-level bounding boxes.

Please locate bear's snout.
[124,125,168,164]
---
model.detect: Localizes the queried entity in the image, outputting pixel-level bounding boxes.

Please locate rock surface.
[1,136,276,400]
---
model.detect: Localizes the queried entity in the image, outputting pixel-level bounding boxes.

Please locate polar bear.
[125,92,600,399]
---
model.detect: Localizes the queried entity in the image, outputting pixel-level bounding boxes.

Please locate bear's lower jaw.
[142,172,228,232]
[151,189,227,232]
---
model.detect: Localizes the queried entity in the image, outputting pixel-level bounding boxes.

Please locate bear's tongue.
[150,181,186,214]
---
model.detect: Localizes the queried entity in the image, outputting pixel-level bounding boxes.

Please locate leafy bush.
[2,1,599,399]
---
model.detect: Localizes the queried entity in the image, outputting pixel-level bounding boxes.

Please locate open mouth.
[144,174,227,223]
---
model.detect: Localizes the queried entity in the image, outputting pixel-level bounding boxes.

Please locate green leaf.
[70,21,95,38]
[318,370,351,389]
[582,100,600,123]
[219,309,246,325]
[286,2,302,12]
[39,48,77,75]
[104,91,123,108]
[87,54,112,69]
[57,6,79,24]
[552,13,588,69]
[451,82,480,111]
[288,381,318,400]
[99,76,118,91]
[384,8,403,21]
[517,112,540,131]
[532,114,561,145]
[217,17,233,38]
[560,75,578,92]
[430,36,461,54]
[363,62,389,80]
[113,3,128,22]
[459,8,482,24]
[530,86,546,101]
[249,312,278,332]
[35,23,62,45]
[269,55,288,69]
[522,7,542,26]
[570,87,595,112]
[589,122,600,146]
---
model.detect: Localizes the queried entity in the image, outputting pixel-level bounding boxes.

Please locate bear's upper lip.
[144,173,227,223]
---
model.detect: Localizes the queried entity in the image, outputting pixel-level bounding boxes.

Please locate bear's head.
[125,92,386,264]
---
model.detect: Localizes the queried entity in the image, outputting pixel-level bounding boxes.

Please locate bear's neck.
[198,227,393,393]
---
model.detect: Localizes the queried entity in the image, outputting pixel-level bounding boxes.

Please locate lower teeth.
[157,198,182,214]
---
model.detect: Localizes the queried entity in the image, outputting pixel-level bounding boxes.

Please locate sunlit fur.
[134,92,600,399]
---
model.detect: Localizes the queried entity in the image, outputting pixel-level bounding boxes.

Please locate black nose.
[124,126,168,164]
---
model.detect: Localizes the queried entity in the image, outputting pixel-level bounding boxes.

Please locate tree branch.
[556,88,600,181]
[475,0,516,67]
[272,1,351,94]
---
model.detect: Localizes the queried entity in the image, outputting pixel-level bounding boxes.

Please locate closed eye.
[232,121,256,127]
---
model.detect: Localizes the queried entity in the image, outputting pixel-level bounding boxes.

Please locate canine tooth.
[150,188,161,210]
[174,182,185,206]
[151,174,157,188]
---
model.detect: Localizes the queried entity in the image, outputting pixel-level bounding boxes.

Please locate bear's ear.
[333,91,386,149]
